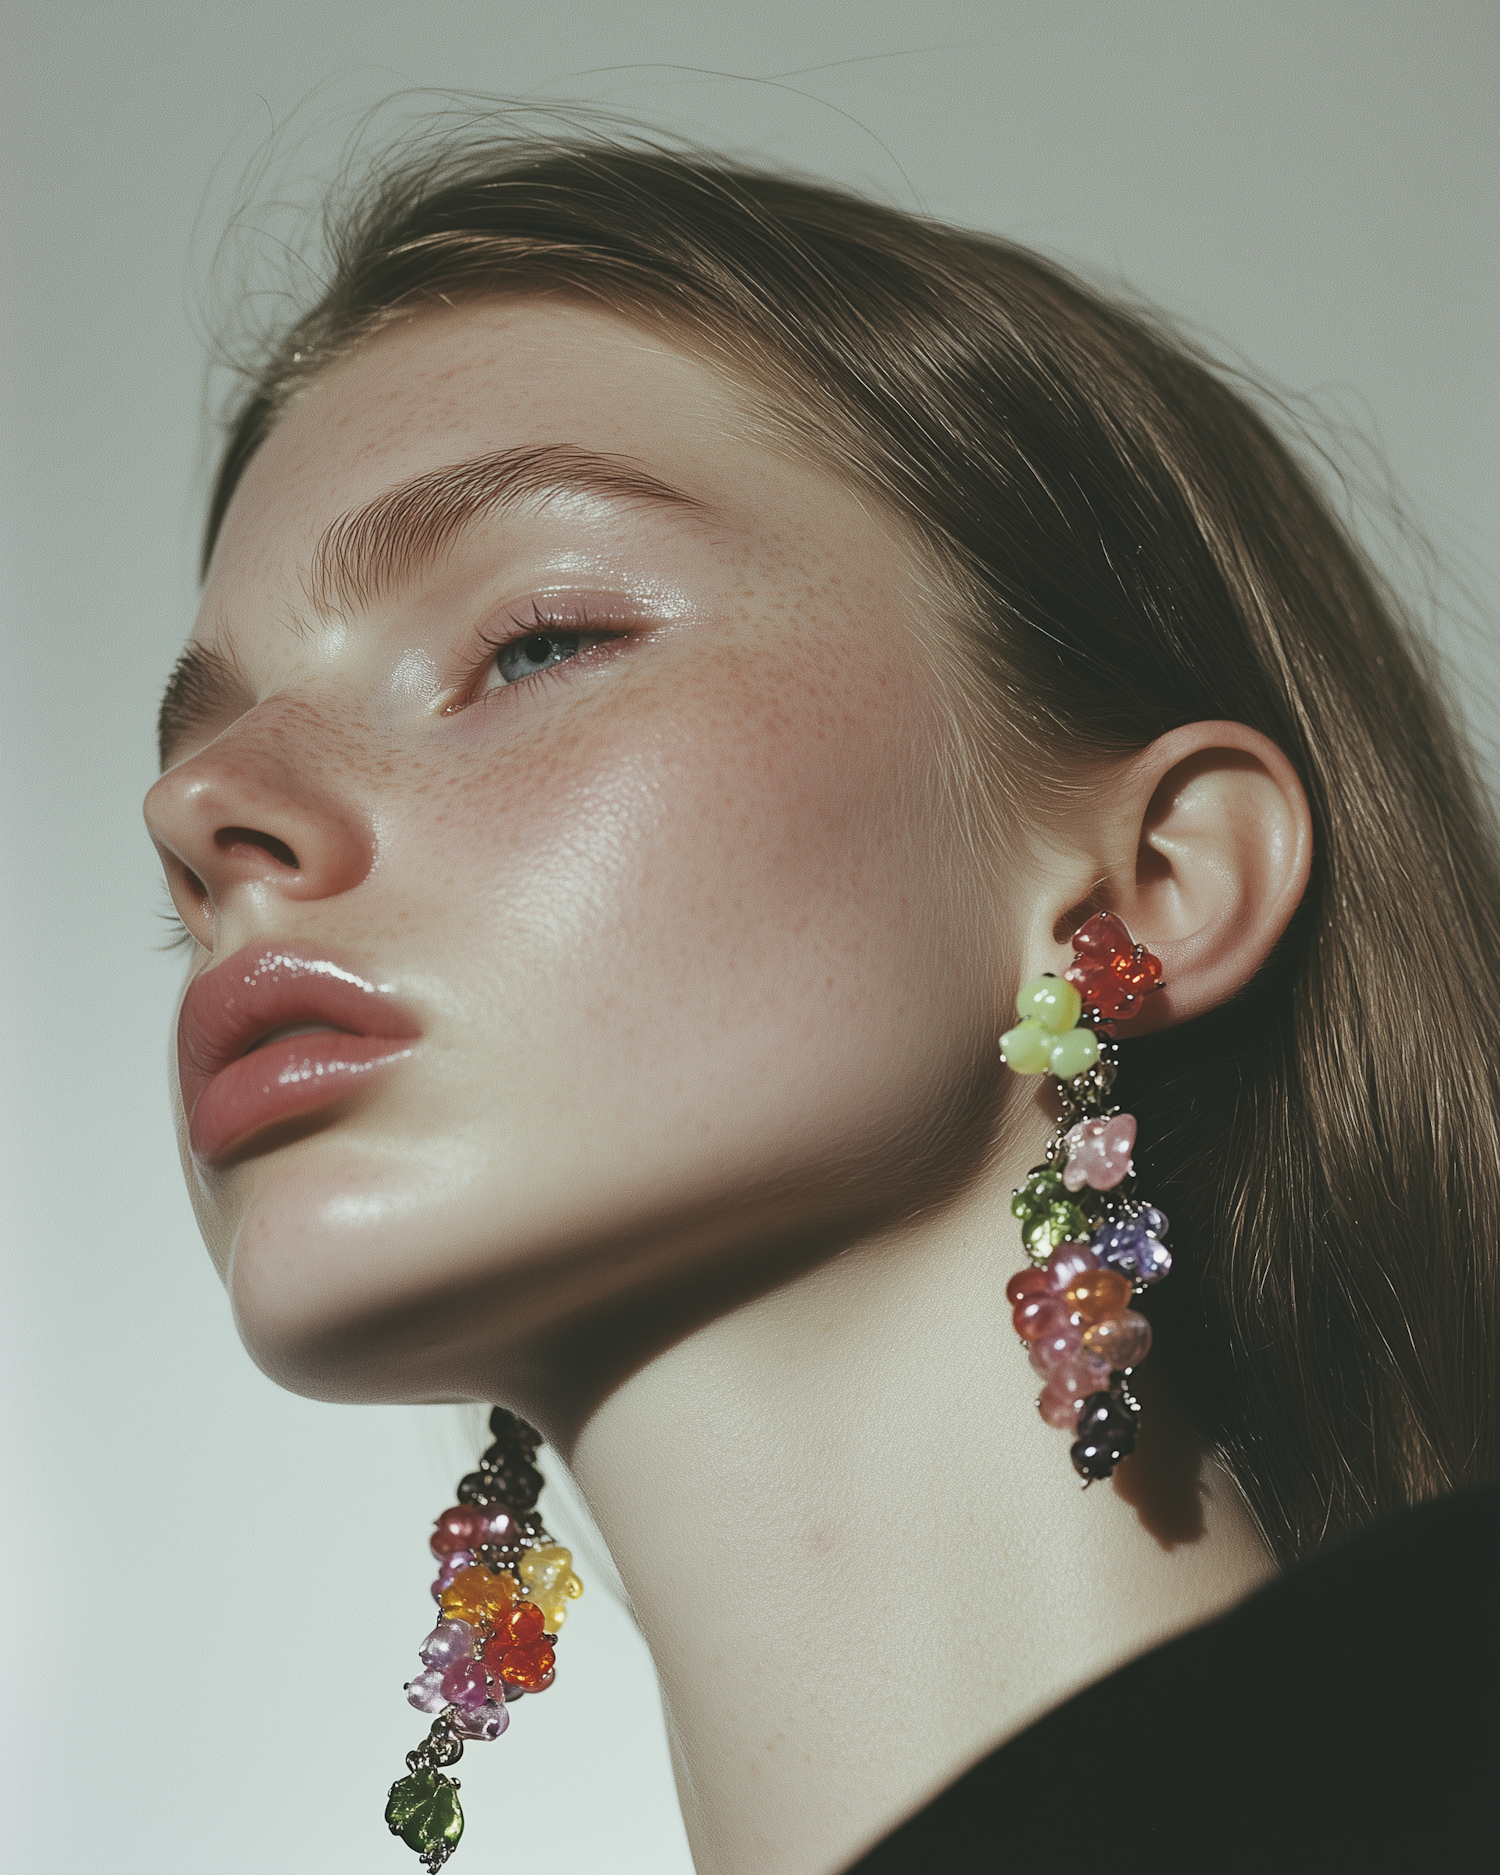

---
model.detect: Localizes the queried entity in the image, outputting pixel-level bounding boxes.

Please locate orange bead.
[1063,1268,1132,1324]
[438,1564,519,1632]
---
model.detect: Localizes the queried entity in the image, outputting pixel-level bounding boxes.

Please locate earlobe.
[1089,721,1312,1031]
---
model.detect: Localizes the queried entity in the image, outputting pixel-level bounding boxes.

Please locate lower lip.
[188,1032,415,1164]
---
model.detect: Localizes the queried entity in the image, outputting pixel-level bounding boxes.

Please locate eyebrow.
[306,443,709,617]
[158,445,708,769]
[157,639,253,770]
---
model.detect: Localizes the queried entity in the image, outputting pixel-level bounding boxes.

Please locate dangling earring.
[385,1408,584,1869]
[999,912,1170,1483]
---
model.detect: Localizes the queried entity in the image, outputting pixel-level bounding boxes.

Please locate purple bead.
[405,1667,448,1714]
[430,1549,474,1600]
[439,1658,489,1712]
[448,1698,510,1741]
[1093,1215,1168,1284]
[419,1620,474,1671]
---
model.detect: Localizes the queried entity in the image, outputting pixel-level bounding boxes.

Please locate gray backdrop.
[3,4,1495,1871]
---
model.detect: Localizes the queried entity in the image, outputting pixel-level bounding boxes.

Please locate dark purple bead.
[457,1471,496,1505]
[1071,1436,1122,1480]
[1072,1387,1140,1470]
[1071,1390,1137,1478]
[482,1457,543,1509]
[1077,1390,1138,1445]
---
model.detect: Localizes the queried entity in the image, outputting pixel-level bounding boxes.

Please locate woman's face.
[145,300,1015,1408]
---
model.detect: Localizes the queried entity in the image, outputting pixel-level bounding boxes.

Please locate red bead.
[431,1505,493,1557]
[484,1631,556,1692]
[488,1599,547,1646]
[1071,911,1132,961]
[1013,1295,1069,1341]
[1006,1267,1049,1307]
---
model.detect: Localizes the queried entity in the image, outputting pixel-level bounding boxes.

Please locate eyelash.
[464,601,626,706]
[156,890,196,954]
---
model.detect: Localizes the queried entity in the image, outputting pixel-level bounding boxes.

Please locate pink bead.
[449,1698,510,1741]
[405,1667,447,1714]
[439,1658,489,1712]
[1046,1242,1099,1291]
[1060,1114,1136,1192]
[419,1620,474,1671]
[1037,1358,1112,1426]
[1029,1321,1083,1372]
[1037,1378,1085,1430]
[431,1505,492,1557]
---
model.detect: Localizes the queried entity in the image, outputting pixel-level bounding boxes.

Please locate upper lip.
[177,944,422,1125]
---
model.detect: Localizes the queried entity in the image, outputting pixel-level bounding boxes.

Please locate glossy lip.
[178,945,421,1164]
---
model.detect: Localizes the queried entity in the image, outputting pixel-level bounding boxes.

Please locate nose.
[144,707,376,950]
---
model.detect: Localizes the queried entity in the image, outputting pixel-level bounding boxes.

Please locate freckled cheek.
[388,643,947,1025]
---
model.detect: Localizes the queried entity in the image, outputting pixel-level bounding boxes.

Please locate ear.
[1056,722,1312,1032]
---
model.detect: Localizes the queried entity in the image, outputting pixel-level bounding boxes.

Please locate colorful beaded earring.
[999,912,1169,1483]
[385,1408,584,1869]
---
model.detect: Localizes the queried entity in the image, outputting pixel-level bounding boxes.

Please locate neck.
[560,1145,1274,1875]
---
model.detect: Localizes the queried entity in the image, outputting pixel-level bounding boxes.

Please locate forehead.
[208,300,788,608]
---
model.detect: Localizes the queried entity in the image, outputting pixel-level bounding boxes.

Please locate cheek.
[393,631,988,1175]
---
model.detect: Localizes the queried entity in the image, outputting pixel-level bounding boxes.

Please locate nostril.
[216,826,301,870]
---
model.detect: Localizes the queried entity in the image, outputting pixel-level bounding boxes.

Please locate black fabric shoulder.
[847,1487,1498,1873]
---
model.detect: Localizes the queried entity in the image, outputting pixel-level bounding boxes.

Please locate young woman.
[146,131,1498,1872]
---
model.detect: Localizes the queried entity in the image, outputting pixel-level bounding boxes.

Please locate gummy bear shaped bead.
[1065,913,1163,1024]
[517,1544,584,1632]
[1061,1114,1136,1192]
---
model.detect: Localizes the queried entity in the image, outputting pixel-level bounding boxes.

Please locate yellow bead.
[518,1544,584,1631]
[1000,1018,1052,1074]
[1048,1028,1100,1079]
[1016,976,1081,1035]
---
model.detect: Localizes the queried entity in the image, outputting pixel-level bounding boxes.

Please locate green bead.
[1011,1169,1065,1224]
[999,1018,1053,1074]
[1048,1027,1100,1079]
[1016,976,1082,1035]
[387,1769,464,1859]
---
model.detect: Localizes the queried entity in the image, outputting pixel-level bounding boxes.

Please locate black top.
[848,1487,1497,1872]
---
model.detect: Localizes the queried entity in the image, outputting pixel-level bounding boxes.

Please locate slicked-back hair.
[200,131,1500,1566]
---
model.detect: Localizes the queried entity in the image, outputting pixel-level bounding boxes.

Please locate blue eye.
[493,631,588,684]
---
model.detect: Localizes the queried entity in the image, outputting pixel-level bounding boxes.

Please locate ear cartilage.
[999,913,1166,1484]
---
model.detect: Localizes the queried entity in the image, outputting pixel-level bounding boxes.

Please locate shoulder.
[846,1488,1500,1873]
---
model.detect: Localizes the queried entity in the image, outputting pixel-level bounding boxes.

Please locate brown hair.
[202,128,1500,1566]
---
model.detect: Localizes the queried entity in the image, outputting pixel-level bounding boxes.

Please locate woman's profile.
[145,125,1498,1871]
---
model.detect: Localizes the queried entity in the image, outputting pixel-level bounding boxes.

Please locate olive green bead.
[386,1769,464,1859]
[999,1018,1053,1074]
[1048,1027,1100,1080]
[1011,1170,1087,1256]
[1016,975,1082,1035]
